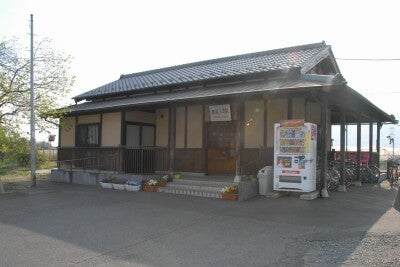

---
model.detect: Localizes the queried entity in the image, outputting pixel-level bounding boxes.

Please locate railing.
[58,147,121,171]
[57,146,169,174]
[57,153,119,173]
[57,145,272,175]
[124,146,169,174]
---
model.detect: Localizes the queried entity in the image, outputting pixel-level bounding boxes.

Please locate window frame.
[75,123,101,147]
[125,122,155,147]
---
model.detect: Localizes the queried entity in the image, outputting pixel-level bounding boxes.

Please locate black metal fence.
[57,146,169,174]
[124,146,169,174]
[57,147,120,172]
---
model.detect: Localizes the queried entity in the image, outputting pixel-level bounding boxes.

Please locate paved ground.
[0,180,399,267]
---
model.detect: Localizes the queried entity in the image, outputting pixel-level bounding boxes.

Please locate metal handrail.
[56,153,119,173]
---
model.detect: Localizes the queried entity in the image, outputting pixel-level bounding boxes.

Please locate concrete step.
[158,180,237,199]
[158,186,222,198]
[162,183,223,192]
[172,179,236,188]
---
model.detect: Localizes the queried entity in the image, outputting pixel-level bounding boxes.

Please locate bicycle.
[387,164,399,186]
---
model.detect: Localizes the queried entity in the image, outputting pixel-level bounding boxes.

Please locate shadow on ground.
[0,179,399,266]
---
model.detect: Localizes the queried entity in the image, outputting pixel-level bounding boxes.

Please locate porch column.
[234,101,244,182]
[320,95,329,197]
[377,121,381,166]
[338,106,346,192]
[355,116,362,186]
[119,111,126,173]
[369,122,373,165]
[169,106,176,171]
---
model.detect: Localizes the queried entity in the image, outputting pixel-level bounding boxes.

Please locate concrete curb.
[394,189,400,211]
[0,179,4,193]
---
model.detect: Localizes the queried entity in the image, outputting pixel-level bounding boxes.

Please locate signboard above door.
[209,104,231,121]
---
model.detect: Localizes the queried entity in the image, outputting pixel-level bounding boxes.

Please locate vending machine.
[273,120,317,192]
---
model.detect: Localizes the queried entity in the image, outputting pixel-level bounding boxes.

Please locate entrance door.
[207,121,236,175]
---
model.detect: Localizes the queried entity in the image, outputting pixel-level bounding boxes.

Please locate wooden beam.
[169,106,176,171]
[263,99,268,147]
[340,106,346,186]
[369,122,373,164]
[320,94,328,196]
[184,106,188,149]
[235,101,244,179]
[356,116,361,182]
[376,121,381,165]
[121,111,126,145]
[202,105,207,174]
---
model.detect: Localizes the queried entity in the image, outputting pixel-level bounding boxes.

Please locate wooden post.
[339,106,346,191]
[169,106,176,171]
[234,101,244,182]
[355,116,362,186]
[369,122,373,165]
[320,95,329,197]
[202,105,207,174]
[376,121,381,167]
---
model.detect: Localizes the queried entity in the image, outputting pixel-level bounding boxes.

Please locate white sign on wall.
[209,104,231,121]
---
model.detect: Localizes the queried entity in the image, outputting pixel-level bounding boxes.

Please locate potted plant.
[157,178,167,187]
[163,171,174,182]
[112,178,126,190]
[125,179,142,191]
[173,172,181,179]
[221,185,238,201]
[100,176,114,189]
[142,179,158,192]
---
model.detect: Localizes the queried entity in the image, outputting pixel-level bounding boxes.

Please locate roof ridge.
[119,42,327,80]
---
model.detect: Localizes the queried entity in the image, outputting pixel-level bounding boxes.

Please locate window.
[126,124,154,147]
[76,124,99,146]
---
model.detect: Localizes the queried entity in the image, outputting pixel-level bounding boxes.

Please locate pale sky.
[1,0,399,151]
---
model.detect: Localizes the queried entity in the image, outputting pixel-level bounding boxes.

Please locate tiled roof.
[68,75,334,113]
[73,42,330,101]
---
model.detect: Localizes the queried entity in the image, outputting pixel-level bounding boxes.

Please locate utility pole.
[30,14,36,187]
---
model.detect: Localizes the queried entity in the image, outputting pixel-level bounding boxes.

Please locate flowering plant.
[113,178,127,184]
[161,171,172,181]
[221,185,238,194]
[101,176,116,183]
[126,178,143,186]
[144,179,158,186]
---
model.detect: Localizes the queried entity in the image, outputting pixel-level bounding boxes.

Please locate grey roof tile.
[73,42,330,101]
[69,77,331,113]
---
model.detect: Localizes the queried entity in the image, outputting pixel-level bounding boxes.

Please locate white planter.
[112,184,125,190]
[100,182,113,189]
[125,184,141,191]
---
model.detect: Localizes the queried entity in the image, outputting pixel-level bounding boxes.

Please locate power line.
[336,58,400,61]
[367,92,400,95]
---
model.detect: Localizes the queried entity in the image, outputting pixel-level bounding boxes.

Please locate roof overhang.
[328,86,397,124]
[65,75,333,114]
[63,74,396,125]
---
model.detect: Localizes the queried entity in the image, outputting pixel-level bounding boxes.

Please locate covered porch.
[57,74,396,196]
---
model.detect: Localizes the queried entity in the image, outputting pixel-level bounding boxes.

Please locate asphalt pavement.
[0,180,399,266]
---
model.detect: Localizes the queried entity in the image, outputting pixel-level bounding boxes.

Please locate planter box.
[222,193,238,201]
[142,185,158,192]
[174,174,181,179]
[125,184,141,191]
[112,184,125,190]
[100,182,113,189]
[158,181,167,187]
